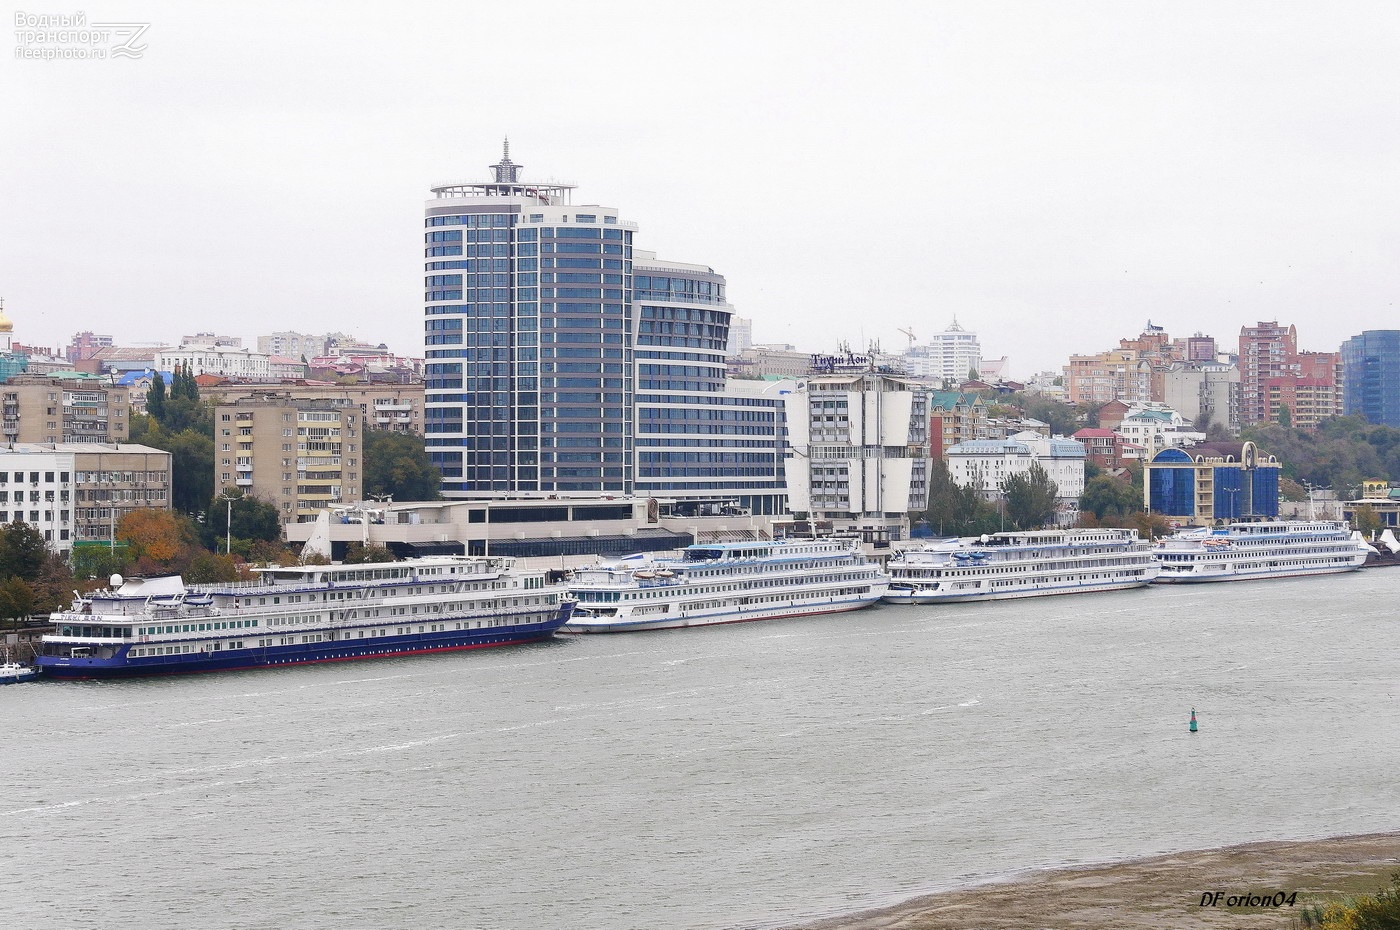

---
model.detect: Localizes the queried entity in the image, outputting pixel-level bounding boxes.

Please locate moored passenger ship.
[882,528,1160,604]
[1152,521,1372,583]
[562,538,889,633]
[35,556,573,679]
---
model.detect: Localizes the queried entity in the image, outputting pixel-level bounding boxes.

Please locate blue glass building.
[424,145,784,511]
[1145,441,1280,524]
[1341,330,1400,428]
[424,144,632,497]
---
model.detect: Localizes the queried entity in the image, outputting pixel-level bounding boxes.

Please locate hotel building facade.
[422,145,786,514]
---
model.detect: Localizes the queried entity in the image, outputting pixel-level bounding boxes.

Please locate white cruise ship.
[562,538,889,633]
[882,528,1160,604]
[1152,521,1373,583]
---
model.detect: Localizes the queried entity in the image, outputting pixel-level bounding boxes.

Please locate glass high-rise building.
[424,145,785,511]
[424,144,633,497]
[633,252,786,514]
[1341,330,1400,428]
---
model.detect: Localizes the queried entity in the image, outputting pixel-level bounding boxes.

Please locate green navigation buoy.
[1189,708,1198,733]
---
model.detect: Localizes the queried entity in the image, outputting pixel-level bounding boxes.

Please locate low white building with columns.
[945,431,1085,518]
[156,337,273,380]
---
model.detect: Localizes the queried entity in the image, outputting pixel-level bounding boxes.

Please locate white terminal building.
[783,370,930,542]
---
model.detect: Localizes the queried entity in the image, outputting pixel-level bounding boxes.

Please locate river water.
[3,570,1398,930]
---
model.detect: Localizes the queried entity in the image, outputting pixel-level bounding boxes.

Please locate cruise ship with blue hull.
[35,556,573,680]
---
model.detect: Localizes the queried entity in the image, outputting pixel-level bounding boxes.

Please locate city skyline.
[4,3,1399,375]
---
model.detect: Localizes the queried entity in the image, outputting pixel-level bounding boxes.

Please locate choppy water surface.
[4,570,1398,929]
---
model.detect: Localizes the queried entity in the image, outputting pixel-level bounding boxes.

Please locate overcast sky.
[3,1,1397,376]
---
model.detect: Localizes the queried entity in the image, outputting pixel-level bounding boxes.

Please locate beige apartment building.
[201,381,423,435]
[214,393,363,524]
[1,375,130,444]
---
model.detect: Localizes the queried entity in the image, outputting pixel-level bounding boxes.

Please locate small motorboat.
[0,659,39,684]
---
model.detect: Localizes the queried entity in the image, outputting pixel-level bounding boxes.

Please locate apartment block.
[1,375,130,444]
[1161,364,1240,434]
[202,382,424,435]
[0,443,171,553]
[257,331,329,360]
[928,391,988,458]
[1064,350,1154,407]
[1238,321,1296,426]
[213,394,362,524]
[67,331,114,362]
[1239,321,1339,428]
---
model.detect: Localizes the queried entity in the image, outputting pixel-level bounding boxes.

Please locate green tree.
[1354,503,1382,538]
[0,576,35,625]
[137,365,212,437]
[172,362,198,401]
[989,391,1084,437]
[166,430,216,514]
[145,370,167,420]
[343,542,396,564]
[1003,462,1059,529]
[0,520,50,583]
[128,412,215,516]
[364,430,442,502]
[1277,404,1292,428]
[1204,420,1234,441]
[1245,417,1400,488]
[246,539,298,566]
[919,458,1000,537]
[1131,510,1172,540]
[30,553,74,614]
[201,490,283,553]
[184,550,241,583]
[1080,474,1141,520]
[70,544,129,582]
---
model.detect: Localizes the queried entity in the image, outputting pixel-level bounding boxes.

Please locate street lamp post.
[218,491,241,555]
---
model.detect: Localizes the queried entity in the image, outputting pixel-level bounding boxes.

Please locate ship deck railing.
[192,572,506,597]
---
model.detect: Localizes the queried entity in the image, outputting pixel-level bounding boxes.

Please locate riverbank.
[786,833,1400,930]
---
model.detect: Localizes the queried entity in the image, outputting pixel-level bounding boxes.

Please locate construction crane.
[897,327,917,348]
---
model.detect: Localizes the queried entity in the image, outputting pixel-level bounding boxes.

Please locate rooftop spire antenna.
[491,137,520,184]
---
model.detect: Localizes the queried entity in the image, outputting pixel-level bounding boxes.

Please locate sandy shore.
[784,833,1400,930]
